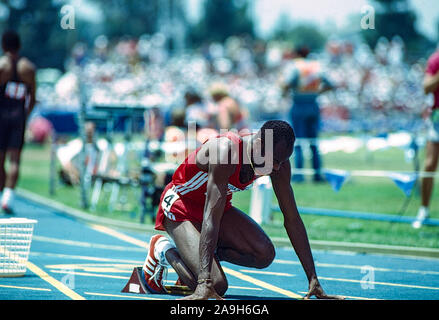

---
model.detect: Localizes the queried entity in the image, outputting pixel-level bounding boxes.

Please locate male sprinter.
[142,120,342,300]
[0,30,36,213]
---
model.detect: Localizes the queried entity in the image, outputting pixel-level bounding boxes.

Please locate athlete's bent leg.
[163,217,229,296]
[217,206,275,269]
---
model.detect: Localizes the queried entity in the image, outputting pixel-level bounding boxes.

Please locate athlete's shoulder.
[0,55,10,70]
[17,57,36,75]
[208,135,234,154]
[200,135,237,169]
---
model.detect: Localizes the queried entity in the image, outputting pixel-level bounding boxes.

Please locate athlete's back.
[172,131,255,202]
[0,30,36,121]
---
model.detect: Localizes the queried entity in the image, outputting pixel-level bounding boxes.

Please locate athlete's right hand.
[179,282,224,300]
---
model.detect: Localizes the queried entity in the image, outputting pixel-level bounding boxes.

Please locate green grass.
[16,138,439,249]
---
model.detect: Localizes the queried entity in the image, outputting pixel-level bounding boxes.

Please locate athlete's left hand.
[303,276,345,300]
[179,282,224,300]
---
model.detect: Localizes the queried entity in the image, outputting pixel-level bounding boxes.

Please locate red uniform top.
[426,50,439,109]
[155,131,256,231]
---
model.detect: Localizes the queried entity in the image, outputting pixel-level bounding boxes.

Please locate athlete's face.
[252,138,292,176]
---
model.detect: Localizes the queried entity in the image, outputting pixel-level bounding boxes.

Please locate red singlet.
[426,50,439,109]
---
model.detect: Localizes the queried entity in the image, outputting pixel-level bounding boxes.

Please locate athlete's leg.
[0,151,6,191]
[217,206,275,269]
[4,148,22,189]
[163,217,229,295]
[162,206,275,295]
[421,141,439,207]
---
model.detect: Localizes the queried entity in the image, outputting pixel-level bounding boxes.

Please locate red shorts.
[154,182,232,231]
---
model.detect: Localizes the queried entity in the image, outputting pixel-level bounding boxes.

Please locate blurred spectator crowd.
[34,32,435,141]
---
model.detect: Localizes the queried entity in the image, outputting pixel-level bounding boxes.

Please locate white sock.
[417,206,429,219]
[413,206,429,229]
[154,237,175,266]
[2,188,14,207]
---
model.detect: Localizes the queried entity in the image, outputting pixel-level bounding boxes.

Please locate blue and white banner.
[323,169,350,192]
[388,172,417,197]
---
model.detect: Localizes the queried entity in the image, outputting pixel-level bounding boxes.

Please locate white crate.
[0,218,37,277]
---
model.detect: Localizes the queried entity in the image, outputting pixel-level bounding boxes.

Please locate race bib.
[161,187,179,212]
[5,81,27,100]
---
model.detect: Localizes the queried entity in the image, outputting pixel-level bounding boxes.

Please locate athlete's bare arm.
[182,138,236,300]
[18,59,36,117]
[270,160,344,299]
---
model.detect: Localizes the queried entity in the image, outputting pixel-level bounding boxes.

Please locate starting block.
[122,267,193,296]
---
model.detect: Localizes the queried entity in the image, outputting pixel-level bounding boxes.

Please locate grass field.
[15,137,439,249]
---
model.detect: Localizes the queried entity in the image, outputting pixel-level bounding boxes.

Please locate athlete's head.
[250,120,295,175]
[2,30,21,54]
[296,45,310,58]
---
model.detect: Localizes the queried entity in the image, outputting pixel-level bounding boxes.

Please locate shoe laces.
[150,260,168,291]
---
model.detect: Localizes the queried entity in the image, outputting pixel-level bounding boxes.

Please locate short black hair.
[296,46,310,58]
[260,120,295,151]
[184,88,202,104]
[2,30,21,53]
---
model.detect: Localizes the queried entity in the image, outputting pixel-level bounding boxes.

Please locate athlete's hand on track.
[304,277,345,300]
[179,282,224,300]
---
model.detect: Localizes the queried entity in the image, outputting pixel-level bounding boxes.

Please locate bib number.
[161,187,179,211]
[5,81,26,100]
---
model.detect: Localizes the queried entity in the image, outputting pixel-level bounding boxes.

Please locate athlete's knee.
[8,162,20,176]
[254,240,275,269]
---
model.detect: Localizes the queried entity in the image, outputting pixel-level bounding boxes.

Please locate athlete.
[413,48,439,228]
[142,120,343,300]
[0,30,36,213]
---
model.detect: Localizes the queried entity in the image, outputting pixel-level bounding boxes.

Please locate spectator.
[281,46,333,182]
[209,82,247,132]
[183,88,210,129]
[57,121,99,186]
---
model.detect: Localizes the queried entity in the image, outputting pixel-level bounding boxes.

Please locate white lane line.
[84,292,164,300]
[33,235,144,252]
[0,284,52,292]
[275,259,439,276]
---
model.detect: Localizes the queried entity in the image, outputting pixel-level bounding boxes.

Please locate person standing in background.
[413,48,439,228]
[209,83,247,132]
[0,30,36,213]
[281,46,333,183]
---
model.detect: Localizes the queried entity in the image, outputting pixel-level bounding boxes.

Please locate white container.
[249,176,273,225]
[0,218,37,277]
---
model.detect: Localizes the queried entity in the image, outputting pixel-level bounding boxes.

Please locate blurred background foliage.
[0,0,436,70]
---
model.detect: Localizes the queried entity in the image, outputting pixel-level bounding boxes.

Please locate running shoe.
[412,207,429,229]
[142,235,169,294]
[1,204,13,214]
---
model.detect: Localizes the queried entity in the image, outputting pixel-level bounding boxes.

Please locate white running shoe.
[142,235,175,293]
[412,207,429,229]
[1,188,14,214]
